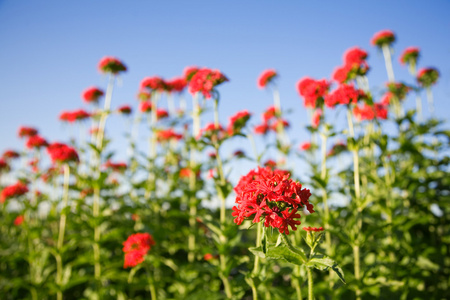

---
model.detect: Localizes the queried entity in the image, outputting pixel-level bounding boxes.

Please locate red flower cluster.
[184,66,199,81]
[297,77,330,108]
[254,106,288,135]
[1,182,28,203]
[26,135,48,149]
[262,106,277,122]
[165,77,187,93]
[353,103,388,121]
[198,123,226,141]
[156,109,169,120]
[18,126,38,138]
[2,150,20,160]
[14,215,25,226]
[140,76,166,92]
[188,68,228,99]
[417,68,439,87]
[371,30,396,47]
[179,167,199,179]
[232,167,314,235]
[117,105,132,115]
[0,159,8,172]
[257,69,278,89]
[104,161,127,172]
[400,47,420,65]
[332,47,369,83]
[98,56,127,74]
[59,109,91,123]
[325,84,360,108]
[139,101,152,113]
[81,87,104,104]
[303,226,324,232]
[122,233,155,268]
[156,129,183,143]
[387,82,411,101]
[299,142,311,151]
[227,110,251,135]
[47,143,79,164]
[312,109,322,128]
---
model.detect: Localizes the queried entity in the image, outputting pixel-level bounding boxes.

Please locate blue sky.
[0,0,449,174]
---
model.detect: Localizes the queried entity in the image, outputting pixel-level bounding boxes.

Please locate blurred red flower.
[257,69,278,89]
[123,233,155,268]
[81,87,104,104]
[371,30,396,47]
[98,56,127,74]
[47,143,79,164]
[1,182,28,203]
[18,126,38,138]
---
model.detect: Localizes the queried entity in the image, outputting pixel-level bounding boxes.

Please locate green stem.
[146,265,157,300]
[353,246,361,300]
[426,87,434,115]
[96,75,115,150]
[307,268,314,300]
[145,93,159,199]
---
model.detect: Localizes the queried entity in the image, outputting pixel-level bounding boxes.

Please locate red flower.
[189,68,228,99]
[374,103,388,120]
[122,233,155,268]
[417,68,439,87]
[156,129,183,143]
[257,69,278,89]
[18,126,38,138]
[198,123,225,141]
[26,135,48,149]
[353,103,387,121]
[262,106,277,122]
[156,109,169,120]
[227,110,252,136]
[296,77,330,108]
[139,101,153,113]
[270,119,290,131]
[233,150,245,158]
[332,65,351,84]
[140,76,166,92]
[47,143,79,164]
[371,30,396,47]
[303,226,324,232]
[299,142,311,151]
[1,182,28,203]
[117,105,132,115]
[0,159,9,172]
[98,56,127,74]
[81,87,104,104]
[204,253,215,261]
[381,92,393,105]
[180,168,196,178]
[325,84,360,108]
[386,82,411,101]
[232,167,313,234]
[14,215,24,226]
[263,159,277,168]
[59,109,91,123]
[184,66,199,81]
[254,123,270,135]
[104,161,127,173]
[312,109,322,128]
[344,47,368,66]
[2,150,20,160]
[400,47,420,65]
[165,77,187,93]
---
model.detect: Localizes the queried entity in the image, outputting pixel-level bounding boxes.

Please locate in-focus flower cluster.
[232,167,314,234]
[122,233,155,268]
[1,182,28,203]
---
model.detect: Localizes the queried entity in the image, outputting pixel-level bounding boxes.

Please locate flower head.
[47,143,79,164]
[371,30,396,47]
[386,82,411,101]
[26,135,48,149]
[156,129,183,143]
[297,77,330,108]
[232,167,314,234]
[417,68,439,87]
[82,87,104,104]
[325,84,360,108]
[303,226,324,232]
[189,68,228,99]
[137,91,151,101]
[59,110,91,123]
[299,142,311,151]
[140,76,166,92]
[156,109,169,120]
[1,182,28,203]
[18,126,38,138]
[14,215,24,226]
[227,110,251,136]
[400,47,420,66]
[0,159,9,172]
[123,233,155,268]
[165,77,187,93]
[198,123,226,142]
[104,161,127,173]
[139,101,153,113]
[117,105,132,115]
[312,108,322,128]
[184,66,199,81]
[257,69,278,89]
[98,56,127,74]
[2,150,20,160]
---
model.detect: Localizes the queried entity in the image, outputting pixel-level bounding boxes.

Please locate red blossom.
[233,150,245,158]
[254,123,270,135]
[165,77,187,93]
[303,226,324,232]
[296,77,330,108]
[386,82,411,101]
[312,109,322,128]
[262,106,277,122]
[140,76,166,92]
[184,66,199,81]
[270,119,290,131]
[264,159,277,168]
[188,68,228,99]
[327,141,347,157]
[26,135,48,149]
[18,126,38,138]
[104,161,127,172]
[232,167,313,234]
[227,110,251,136]
[381,92,393,105]
[325,84,360,108]
[400,47,420,65]
[0,159,9,172]
[417,68,439,87]
[198,123,226,141]
[156,109,169,120]
[332,65,351,84]
[14,215,24,226]
[122,233,155,268]
[257,69,278,89]
[344,47,368,66]
[81,87,104,104]
[59,109,91,123]
[353,103,388,121]
[299,142,311,151]
[117,105,132,115]
[47,143,79,164]
[139,101,153,113]
[98,56,127,74]
[2,150,20,160]
[371,30,396,47]
[179,168,199,178]
[156,129,183,143]
[1,182,28,203]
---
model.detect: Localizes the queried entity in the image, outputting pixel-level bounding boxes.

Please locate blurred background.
[1,0,449,173]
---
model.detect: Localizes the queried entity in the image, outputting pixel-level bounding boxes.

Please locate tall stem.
[426,87,434,114]
[307,268,314,300]
[96,75,115,150]
[56,164,70,300]
[146,265,157,300]
[382,45,395,83]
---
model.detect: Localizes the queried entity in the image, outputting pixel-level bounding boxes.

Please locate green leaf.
[307,254,346,284]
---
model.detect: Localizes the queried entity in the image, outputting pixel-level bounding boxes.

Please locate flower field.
[0,30,449,300]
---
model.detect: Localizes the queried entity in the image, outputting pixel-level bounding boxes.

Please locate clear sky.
[1,0,449,171]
